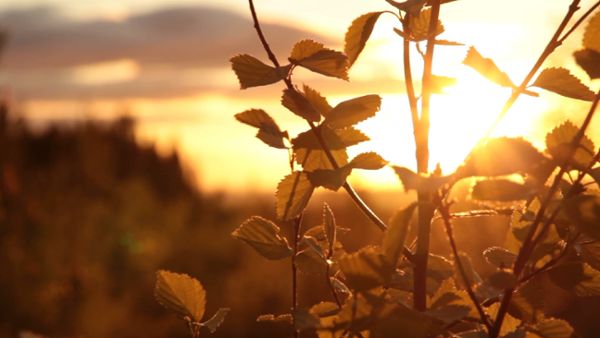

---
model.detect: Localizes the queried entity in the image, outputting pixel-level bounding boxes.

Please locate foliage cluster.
[157,0,600,337]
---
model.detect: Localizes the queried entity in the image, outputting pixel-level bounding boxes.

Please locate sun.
[350,68,550,189]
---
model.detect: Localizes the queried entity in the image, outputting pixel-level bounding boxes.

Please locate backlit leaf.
[533,67,594,101]
[281,88,321,122]
[289,39,349,80]
[292,125,369,150]
[323,204,336,256]
[429,254,455,281]
[296,248,328,275]
[531,317,574,338]
[546,120,596,170]
[345,12,385,66]
[201,308,230,333]
[463,47,514,87]
[393,166,451,193]
[487,302,521,337]
[276,172,314,221]
[235,109,287,149]
[408,7,445,41]
[383,203,416,266]
[295,148,348,171]
[371,302,445,338]
[548,262,600,296]
[565,194,600,240]
[458,137,547,177]
[487,269,517,290]
[232,216,293,260]
[293,308,320,331]
[583,10,600,53]
[324,95,381,129]
[307,167,352,191]
[385,0,458,15]
[302,85,332,117]
[349,152,389,170]
[471,179,533,201]
[257,313,293,324]
[230,54,289,89]
[483,246,517,269]
[338,246,392,291]
[579,240,600,271]
[155,270,206,322]
[574,49,600,79]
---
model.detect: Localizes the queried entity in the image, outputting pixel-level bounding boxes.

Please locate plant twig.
[489,89,600,338]
[479,0,581,143]
[413,0,442,312]
[436,195,493,331]
[291,214,303,338]
[401,15,420,140]
[247,0,412,246]
[558,0,600,44]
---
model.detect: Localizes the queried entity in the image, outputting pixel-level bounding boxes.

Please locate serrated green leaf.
[201,308,230,333]
[324,95,381,129]
[349,152,389,170]
[463,47,514,88]
[295,148,348,171]
[292,125,369,150]
[487,270,517,290]
[235,109,287,149]
[257,313,293,323]
[471,179,533,201]
[483,246,517,269]
[393,166,451,193]
[546,120,596,170]
[289,39,348,80]
[309,301,340,318]
[565,194,600,240]
[345,12,385,67]
[408,7,445,41]
[531,317,574,338]
[281,88,321,122]
[302,85,332,117]
[574,49,600,80]
[383,203,416,266]
[429,254,455,282]
[155,270,206,322]
[579,240,600,271]
[307,167,352,191]
[338,246,392,291]
[295,248,328,275]
[276,172,314,221]
[486,302,521,337]
[323,204,336,257]
[458,137,547,177]
[293,308,320,331]
[583,10,600,53]
[370,302,445,338]
[533,67,595,101]
[230,54,289,89]
[232,216,293,260]
[548,262,600,296]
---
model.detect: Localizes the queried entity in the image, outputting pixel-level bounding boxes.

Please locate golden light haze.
[2,0,599,192]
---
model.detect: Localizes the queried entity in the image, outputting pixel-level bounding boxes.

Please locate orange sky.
[1,0,599,192]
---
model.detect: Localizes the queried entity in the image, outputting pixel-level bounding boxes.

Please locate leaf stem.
[246,0,415,262]
[291,215,303,338]
[479,0,581,143]
[435,195,493,331]
[413,0,442,312]
[489,90,600,338]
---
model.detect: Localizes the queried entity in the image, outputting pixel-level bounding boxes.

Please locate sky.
[0,0,598,192]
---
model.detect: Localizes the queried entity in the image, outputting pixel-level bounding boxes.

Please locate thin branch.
[413,0,442,312]
[247,0,416,262]
[401,16,420,139]
[490,89,600,338]
[558,0,600,44]
[436,196,493,332]
[477,0,582,146]
[291,214,303,338]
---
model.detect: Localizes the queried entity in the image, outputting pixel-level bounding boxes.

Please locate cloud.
[0,5,344,100]
[0,6,333,69]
